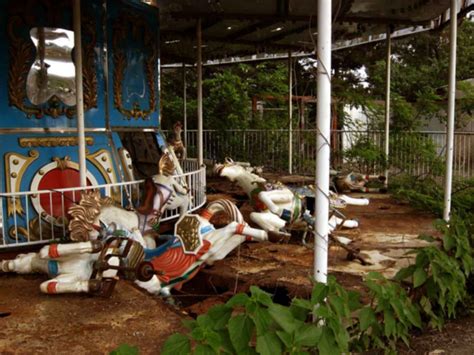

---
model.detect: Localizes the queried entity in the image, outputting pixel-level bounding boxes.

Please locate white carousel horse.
[214,158,363,235]
[166,121,186,160]
[67,191,267,297]
[0,204,150,295]
[98,153,190,249]
[137,198,268,296]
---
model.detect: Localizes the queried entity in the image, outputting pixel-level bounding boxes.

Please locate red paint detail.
[236,224,245,235]
[47,281,58,294]
[49,244,60,258]
[38,168,91,218]
[151,240,211,285]
[200,209,213,220]
[246,236,253,242]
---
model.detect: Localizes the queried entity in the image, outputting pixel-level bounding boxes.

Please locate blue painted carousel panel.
[0,132,124,244]
[106,0,160,128]
[0,0,107,128]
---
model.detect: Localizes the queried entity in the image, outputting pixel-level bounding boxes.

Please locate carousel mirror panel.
[26,27,76,107]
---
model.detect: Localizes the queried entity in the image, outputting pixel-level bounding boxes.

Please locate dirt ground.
[0,275,185,354]
[0,175,473,354]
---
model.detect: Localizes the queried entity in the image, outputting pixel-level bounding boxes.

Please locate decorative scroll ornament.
[4,150,39,216]
[19,136,94,148]
[7,3,97,119]
[86,149,118,185]
[174,215,204,255]
[112,12,158,120]
[118,148,135,181]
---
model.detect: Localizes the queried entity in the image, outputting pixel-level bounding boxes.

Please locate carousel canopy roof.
[158,0,474,65]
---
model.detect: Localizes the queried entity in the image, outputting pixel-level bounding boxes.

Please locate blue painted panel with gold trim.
[106,0,160,128]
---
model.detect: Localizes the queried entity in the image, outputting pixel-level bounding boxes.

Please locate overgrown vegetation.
[158,212,472,354]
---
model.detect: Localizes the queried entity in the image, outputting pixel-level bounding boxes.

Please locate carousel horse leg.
[40,274,90,294]
[250,211,286,233]
[203,222,268,264]
[338,194,369,206]
[328,215,359,230]
[38,241,102,260]
[135,275,162,295]
[1,253,48,274]
[258,190,293,215]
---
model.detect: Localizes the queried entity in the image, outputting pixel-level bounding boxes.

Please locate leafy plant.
[355,272,422,351]
[110,344,139,355]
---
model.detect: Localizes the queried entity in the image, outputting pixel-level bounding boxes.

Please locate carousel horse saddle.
[136,177,173,215]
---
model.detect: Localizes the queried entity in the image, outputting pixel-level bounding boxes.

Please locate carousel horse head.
[68,190,115,242]
[173,121,183,134]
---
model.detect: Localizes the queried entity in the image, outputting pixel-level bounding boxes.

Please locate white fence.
[182,129,474,178]
[0,163,206,249]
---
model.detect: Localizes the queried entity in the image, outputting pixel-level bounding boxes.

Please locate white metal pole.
[73,0,87,187]
[183,62,188,149]
[196,19,203,166]
[443,0,458,221]
[384,27,391,185]
[288,50,293,174]
[314,0,331,284]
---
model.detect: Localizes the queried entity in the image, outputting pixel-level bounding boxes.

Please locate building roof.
[158,0,474,64]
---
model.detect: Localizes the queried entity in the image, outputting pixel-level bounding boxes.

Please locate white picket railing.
[0,163,206,249]
[181,129,474,178]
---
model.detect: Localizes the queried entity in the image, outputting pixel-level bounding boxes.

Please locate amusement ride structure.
[0,0,472,289]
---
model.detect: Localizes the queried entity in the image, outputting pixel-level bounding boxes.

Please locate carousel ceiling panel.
[159,0,473,64]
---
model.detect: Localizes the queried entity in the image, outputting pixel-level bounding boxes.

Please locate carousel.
[0,0,206,251]
[0,0,470,295]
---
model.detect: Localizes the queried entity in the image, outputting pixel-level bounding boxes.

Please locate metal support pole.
[443,0,458,222]
[384,27,391,185]
[314,0,331,284]
[196,19,203,166]
[183,62,188,149]
[288,50,293,174]
[73,0,87,187]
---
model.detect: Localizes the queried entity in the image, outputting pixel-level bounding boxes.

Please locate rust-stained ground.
[0,276,185,354]
[0,174,473,354]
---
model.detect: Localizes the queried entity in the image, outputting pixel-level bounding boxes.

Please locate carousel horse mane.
[135,177,157,215]
[68,190,115,242]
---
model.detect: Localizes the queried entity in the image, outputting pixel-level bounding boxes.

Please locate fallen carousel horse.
[215,159,372,264]
[0,210,153,296]
[214,158,362,235]
[138,198,268,296]
[334,172,386,193]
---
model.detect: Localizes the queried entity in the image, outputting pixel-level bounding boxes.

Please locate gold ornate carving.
[4,150,39,216]
[175,215,203,254]
[7,3,97,119]
[19,136,94,148]
[52,156,77,171]
[112,12,157,120]
[69,190,115,242]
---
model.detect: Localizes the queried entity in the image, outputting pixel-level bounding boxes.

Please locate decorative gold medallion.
[174,215,203,255]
